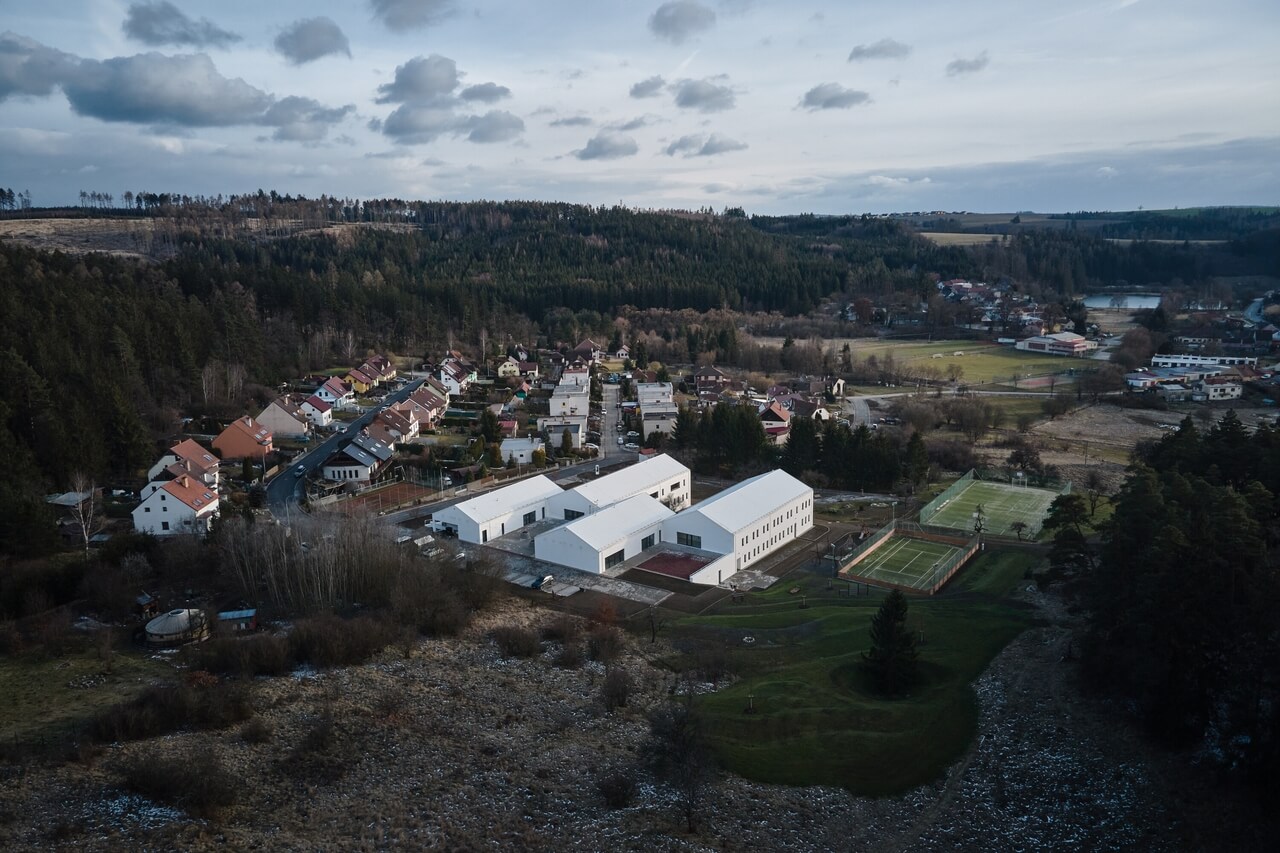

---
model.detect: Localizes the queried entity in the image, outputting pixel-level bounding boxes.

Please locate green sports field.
[853,534,964,591]
[925,480,1060,536]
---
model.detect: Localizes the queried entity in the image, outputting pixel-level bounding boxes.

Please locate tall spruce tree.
[863,589,918,696]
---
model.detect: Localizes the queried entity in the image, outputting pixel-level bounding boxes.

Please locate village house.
[212,416,273,461]
[759,401,792,446]
[256,396,311,438]
[496,357,522,378]
[147,438,220,487]
[571,338,603,363]
[300,394,333,428]
[501,436,545,465]
[132,474,220,536]
[314,376,355,410]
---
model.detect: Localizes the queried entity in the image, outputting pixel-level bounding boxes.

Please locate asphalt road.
[265,375,426,517]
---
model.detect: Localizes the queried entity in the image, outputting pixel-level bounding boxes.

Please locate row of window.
[676,531,701,549]
[329,467,368,480]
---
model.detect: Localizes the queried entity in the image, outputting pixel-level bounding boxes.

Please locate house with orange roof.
[146,438,220,487]
[132,474,220,536]
[345,366,377,394]
[212,416,273,461]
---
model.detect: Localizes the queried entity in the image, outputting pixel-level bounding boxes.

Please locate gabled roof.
[170,438,219,474]
[265,396,304,417]
[678,469,810,533]
[222,416,272,446]
[568,454,689,510]
[351,431,394,461]
[347,366,376,385]
[162,475,219,513]
[325,447,374,469]
[321,376,353,397]
[444,475,562,525]
[303,394,332,413]
[760,401,791,423]
[550,494,674,552]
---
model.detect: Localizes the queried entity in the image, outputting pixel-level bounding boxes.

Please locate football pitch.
[854,535,966,591]
[925,480,1060,536]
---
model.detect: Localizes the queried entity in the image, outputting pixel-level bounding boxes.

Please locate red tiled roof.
[163,475,219,513]
[170,439,218,474]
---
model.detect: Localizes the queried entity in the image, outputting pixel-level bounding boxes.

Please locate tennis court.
[854,535,966,591]
[925,480,1059,536]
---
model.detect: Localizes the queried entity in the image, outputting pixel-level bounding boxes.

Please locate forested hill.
[1,201,1278,548]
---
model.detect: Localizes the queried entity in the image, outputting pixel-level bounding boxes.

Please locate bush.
[491,624,541,658]
[286,710,348,784]
[541,613,582,643]
[602,667,631,712]
[91,682,254,743]
[554,642,584,669]
[289,613,399,668]
[189,635,291,677]
[587,625,624,664]
[595,770,637,809]
[120,747,237,818]
[240,716,274,744]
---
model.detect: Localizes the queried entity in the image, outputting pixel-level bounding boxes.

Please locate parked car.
[617,436,625,446]
[531,574,554,590]
[624,442,640,451]
[294,465,306,477]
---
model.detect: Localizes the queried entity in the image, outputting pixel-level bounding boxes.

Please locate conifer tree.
[863,589,918,696]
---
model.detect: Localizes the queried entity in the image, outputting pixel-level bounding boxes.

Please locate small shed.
[135,592,159,620]
[144,608,211,645]
[217,609,258,634]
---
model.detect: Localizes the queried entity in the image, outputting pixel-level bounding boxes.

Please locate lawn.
[667,550,1038,795]
[0,641,174,743]
[925,480,1060,537]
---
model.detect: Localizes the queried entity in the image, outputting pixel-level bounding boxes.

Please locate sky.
[2,0,1278,214]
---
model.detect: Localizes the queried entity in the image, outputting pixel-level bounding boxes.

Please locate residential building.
[496,357,522,378]
[132,475,219,536]
[501,437,545,464]
[212,416,273,461]
[147,438,220,487]
[257,397,311,438]
[314,376,355,409]
[300,395,333,428]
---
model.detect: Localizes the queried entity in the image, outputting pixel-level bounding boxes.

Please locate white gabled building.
[132,475,220,537]
[432,474,563,544]
[547,454,690,520]
[662,469,813,577]
[500,437,545,464]
[534,494,674,575]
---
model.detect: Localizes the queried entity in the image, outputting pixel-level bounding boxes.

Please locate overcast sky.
[3,0,1278,214]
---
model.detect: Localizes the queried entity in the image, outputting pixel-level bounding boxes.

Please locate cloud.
[63,52,272,126]
[612,115,655,131]
[376,54,459,103]
[702,182,733,193]
[649,1,716,44]
[461,110,524,143]
[0,31,80,100]
[381,103,459,143]
[946,51,989,76]
[800,83,871,111]
[665,132,747,157]
[629,75,666,98]
[122,2,240,49]
[1096,165,1118,178]
[260,96,354,141]
[866,174,930,189]
[274,17,351,65]
[370,0,456,30]
[672,77,736,112]
[459,82,511,103]
[550,116,593,127]
[847,38,911,62]
[575,131,638,160]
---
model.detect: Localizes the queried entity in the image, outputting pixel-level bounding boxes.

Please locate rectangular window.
[676,532,701,549]
[482,529,488,543]
[565,509,584,520]
[604,549,626,569]
[642,534,655,549]
[161,521,169,530]
[523,511,536,526]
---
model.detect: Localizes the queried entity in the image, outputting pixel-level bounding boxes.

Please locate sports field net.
[922,478,1063,538]
[837,519,979,594]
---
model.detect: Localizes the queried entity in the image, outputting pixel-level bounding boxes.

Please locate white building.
[432,474,563,544]
[538,415,587,449]
[1014,331,1099,357]
[300,395,333,428]
[662,469,813,577]
[560,367,591,387]
[548,454,690,520]
[500,437,545,464]
[132,475,220,536]
[534,494,674,574]
[550,383,590,417]
[635,381,674,408]
[1150,354,1257,368]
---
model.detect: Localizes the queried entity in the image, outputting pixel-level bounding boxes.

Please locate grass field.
[852,535,966,591]
[785,339,1087,385]
[668,550,1038,795]
[925,479,1060,536]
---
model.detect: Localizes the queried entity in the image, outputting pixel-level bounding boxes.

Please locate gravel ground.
[1,590,1272,851]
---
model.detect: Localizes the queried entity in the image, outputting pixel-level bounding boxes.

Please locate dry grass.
[917,232,1012,246]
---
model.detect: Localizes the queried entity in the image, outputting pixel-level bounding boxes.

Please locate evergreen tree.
[903,431,929,489]
[863,589,918,696]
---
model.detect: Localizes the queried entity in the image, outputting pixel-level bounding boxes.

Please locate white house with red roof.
[314,376,355,409]
[132,474,220,536]
[300,394,333,428]
[146,439,220,487]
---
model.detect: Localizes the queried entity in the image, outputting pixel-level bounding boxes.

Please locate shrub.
[91,682,253,743]
[286,710,348,784]
[595,770,637,809]
[587,625,624,664]
[289,613,399,668]
[190,635,291,677]
[240,716,274,744]
[602,667,631,712]
[541,613,582,643]
[554,642,584,669]
[121,747,237,818]
[491,625,541,658]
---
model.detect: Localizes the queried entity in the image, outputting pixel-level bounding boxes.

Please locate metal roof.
[676,469,810,533]
[442,474,563,525]
[542,494,673,552]
[568,454,689,510]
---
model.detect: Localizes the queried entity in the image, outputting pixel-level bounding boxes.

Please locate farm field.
[670,550,1037,795]
[926,480,1060,537]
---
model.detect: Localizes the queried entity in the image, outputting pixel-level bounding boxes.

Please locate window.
[650,491,659,499]
[144,507,150,513]
[161,521,169,531]
[565,509,584,520]
[482,530,488,543]
[604,549,626,569]
[523,511,536,526]
[676,532,701,549]
[642,534,656,550]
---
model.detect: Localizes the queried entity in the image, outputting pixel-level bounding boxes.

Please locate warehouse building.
[547,454,690,520]
[533,494,674,574]
[432,474,563,544]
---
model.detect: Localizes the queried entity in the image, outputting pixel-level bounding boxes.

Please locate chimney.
[244,416,252,426]
[180,475,189,487]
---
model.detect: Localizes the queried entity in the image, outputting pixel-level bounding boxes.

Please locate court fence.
[918,469,975,523]
[837,519,981,595]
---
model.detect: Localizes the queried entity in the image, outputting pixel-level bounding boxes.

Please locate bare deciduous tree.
[67,471,100,558]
